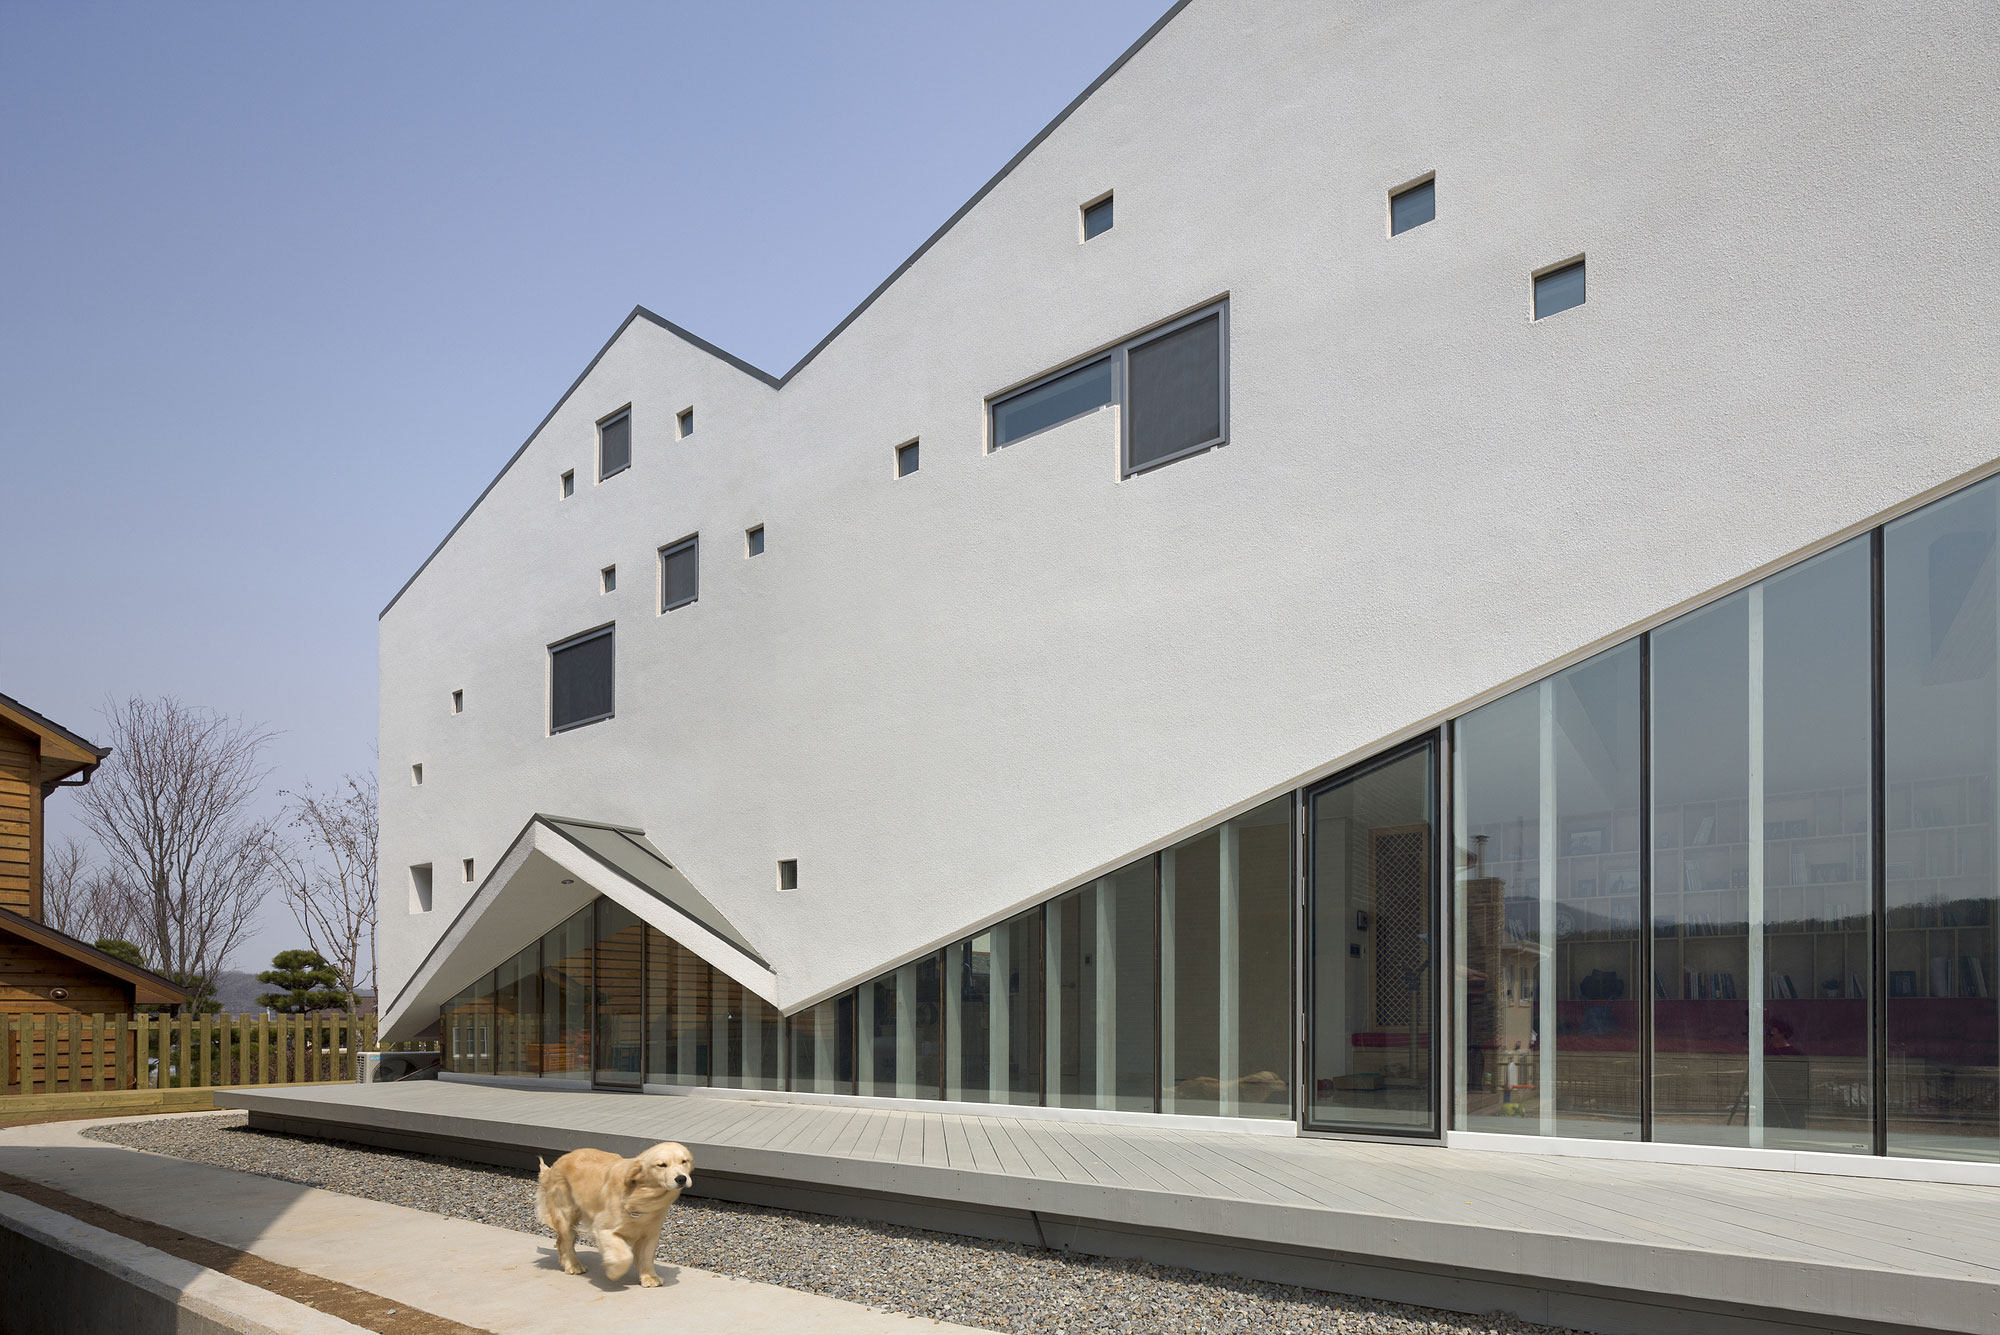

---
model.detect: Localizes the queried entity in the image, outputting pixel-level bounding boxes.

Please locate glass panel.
[1390,180,1436,235]
[1534,262,1586,319]
[443,981,475,1073]
[644,927,711,1087]
[1886,477,2000,1160]
[599,412,631,477]
[1083,196,1114,239]
[1125,313,1222,472]
[862,955,943,1100]
[945,913,1044,1105]
[1651,540,1873,1151]
[1048,861,1156,1112]
[1455,643,1642,1139]
[494,942,539,1078]
[539,906,593,1081]
[992,357,1113,447]
[593,899,645,1087]
[788,992,856,1095]
[1309,745,1437,1133]
[1162,794,1294,1118]
[550,631,614,731]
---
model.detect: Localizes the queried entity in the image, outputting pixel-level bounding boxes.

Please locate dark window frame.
[548,623,616,734]
[676,406,694,439]
[745,525,765,558]
[1081,191,1114,240]
[659,535,699,612]
[985,300,1229,477]
[598,407,633,481]
[895,439,920,478]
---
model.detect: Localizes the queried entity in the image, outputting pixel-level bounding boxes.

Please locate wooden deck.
[218,1080,2000,1335]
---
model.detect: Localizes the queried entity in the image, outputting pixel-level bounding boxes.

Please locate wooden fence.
[0,1013,436,1097]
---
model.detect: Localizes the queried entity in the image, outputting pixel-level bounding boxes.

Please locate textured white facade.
[378,0,2000,1034]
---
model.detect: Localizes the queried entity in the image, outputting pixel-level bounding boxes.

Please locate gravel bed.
[87,1112,1590,1335]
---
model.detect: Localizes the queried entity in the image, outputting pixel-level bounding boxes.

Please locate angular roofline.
[0,906,191,1005]
[379,0,1195,620]
[0,690,109,764]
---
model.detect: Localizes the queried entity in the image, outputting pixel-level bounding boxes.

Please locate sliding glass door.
[1307,736,1441,1136]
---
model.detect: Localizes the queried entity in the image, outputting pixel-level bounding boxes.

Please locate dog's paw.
[561,1259,586,1276]
[640,1272,662,1288]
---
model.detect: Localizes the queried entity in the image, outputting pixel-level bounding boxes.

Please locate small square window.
[896,440,920,477]
[599,409,632,480]
[451,689,464,714]
[1082,194,1113,240]
[777,858,799,892]
[601,565,617,593]
[561,470,575,499]
[745,525,765,558]
[1534,259,1587,320]
[661,536,699,611]
[677,406,694,438]
[1390,177,1435,235]
[411,763,423,787]
[410,864,433,914]
[462,857,475,883]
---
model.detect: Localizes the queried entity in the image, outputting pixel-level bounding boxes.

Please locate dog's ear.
[625,1159,647,1189]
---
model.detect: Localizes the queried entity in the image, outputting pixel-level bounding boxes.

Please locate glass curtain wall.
[1455,644,1643,1139]
[789,993,857,1094]
[1161,795,1293,1118]
[862,955,944,1099]
[1886,477,2000,1160]
[1308,745,1437,1134]
[1650,539,1872,1152]
[1048,862,1157,1112]
[494,942,540,1078]
[540,906,593,1081]
[593,900,646,1087]
[945,916,1045,1104]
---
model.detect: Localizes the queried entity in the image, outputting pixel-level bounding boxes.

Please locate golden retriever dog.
[535,1141,694,1286]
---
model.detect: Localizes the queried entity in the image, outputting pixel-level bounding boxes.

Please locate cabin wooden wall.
[0,936,137,1090]
[0,720,37,920]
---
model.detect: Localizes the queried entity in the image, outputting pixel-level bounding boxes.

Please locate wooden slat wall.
[0,721,36,919]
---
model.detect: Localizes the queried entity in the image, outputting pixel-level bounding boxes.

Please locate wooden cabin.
[0,691,188,1089]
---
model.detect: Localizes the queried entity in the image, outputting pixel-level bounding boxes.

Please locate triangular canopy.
[378,813,775,1043]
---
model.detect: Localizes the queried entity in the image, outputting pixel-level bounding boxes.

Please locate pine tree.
[255,949,346,1012]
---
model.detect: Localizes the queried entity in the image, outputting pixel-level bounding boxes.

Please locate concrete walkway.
[0,1113,980,1334]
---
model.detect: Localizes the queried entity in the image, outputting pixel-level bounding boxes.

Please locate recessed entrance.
[1306,734,1441,1136]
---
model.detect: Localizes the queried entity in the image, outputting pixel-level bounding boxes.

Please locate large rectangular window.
[598,409,631,479]
[645,928,711,1087]
[1886,476,2000,1160]
[593,899,646,1088]
[1048,861,1156,1112]
[861,955,944,1100]
[1650,539,1873,1153]
[660,537,699,612]
[1455,643,1643,1139]
[1162,794,1293,1119]
[945,914,1044,1105]
[550,626,614,732]
[788,992,856,1095]
[987,302,1227,475]
[493,942,540,1078]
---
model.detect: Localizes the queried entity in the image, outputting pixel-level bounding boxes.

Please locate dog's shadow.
[533,1245,682,1292]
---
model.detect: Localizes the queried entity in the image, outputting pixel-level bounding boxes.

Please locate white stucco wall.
[378,0,2000,1016]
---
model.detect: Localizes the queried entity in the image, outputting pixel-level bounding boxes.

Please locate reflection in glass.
[1651,540,1872,1151]
[593,899,646,1087]
[1048,862,1156,1111]
[1455,643,1642,1139]
[1162,795,1293,1118]
[862,957,944,1099]
[991,358,1114,448]
[644,928,709,1087]
[789,992,856,1095]
[1886,477,2000,1159]
[945,914,1045,1104]
[539,906,593,1081]
[1309,744,1436,1133]
[494,943,539,1078]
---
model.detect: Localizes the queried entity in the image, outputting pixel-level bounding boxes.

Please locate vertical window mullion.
[1638,632,1655,1145]
[1871,526,1889,1158]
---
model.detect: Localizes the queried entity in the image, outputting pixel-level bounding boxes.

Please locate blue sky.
[0,0,1169,976]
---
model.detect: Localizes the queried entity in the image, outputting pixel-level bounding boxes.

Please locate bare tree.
[76,696,277,1006]
[40,834,93,935]
[266,772,377,1013]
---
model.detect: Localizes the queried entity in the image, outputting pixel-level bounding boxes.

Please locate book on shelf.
[1931,956,1955,998]
[1767,973,1798,1000]
[1654,973,1668,999]
[1850,971,1866,999]
[1963,956,1989,999]
[1692,815,1716,847]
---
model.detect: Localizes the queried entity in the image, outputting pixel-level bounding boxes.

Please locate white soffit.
[379,815,778,1043]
